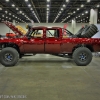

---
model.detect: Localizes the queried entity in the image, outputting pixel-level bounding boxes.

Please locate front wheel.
[73,47,92,66]
[0,47,19,67]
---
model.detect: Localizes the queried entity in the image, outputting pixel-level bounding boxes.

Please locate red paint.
[0,21,100,54]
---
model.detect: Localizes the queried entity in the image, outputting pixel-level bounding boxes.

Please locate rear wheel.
[0,47,19,67]
[73,47,92,66]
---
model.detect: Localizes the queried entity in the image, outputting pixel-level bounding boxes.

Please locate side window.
[31,29,43,38]
[46,29,59,38]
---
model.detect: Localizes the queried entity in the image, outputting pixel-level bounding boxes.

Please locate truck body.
[0,22,99,66]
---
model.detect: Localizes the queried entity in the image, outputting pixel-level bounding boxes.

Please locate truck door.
[23,29,44,53]
[45,29,61,53]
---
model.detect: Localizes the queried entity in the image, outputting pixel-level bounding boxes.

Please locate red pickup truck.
[0,22,99,66]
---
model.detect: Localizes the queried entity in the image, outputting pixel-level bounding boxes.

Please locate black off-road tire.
[73,47,92,66]
[75,27,84,37]
[81,24,98,38]
[0,47,19,67]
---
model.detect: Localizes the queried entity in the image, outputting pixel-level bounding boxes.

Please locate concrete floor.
[0,54,100,100]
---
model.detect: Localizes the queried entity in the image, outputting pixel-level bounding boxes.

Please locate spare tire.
[81,24,98,38]
[75,27,85,37]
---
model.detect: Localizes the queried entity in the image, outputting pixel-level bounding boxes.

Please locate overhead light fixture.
[47,4,49,7]
[25,0,28,2]
[19,11,22,13]
[30,8,33,10]
[97,5,100,7]
[22,13,24,15]
[12,4,15,7]
[61,8,64,10]
[2,15,4,17]
[81,4,84,7]
[66,0,69,2]
[28,4,31,7]
[5,11,8,13]
[82,13,84,15]
[59,11,61,14]
[16,8,19,10]
[47,0,50,2]
[73,11,76,13]
[9,13,11,15]
[0,7,2,10]
[5,0,9,2]
[32,11,34,13]
[87,0,90,2]
[47,8,49,10]
[63,4,66,7]
[85,11,88,13]
[77,8,79,10]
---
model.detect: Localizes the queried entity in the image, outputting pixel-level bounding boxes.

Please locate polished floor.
[0,54,100,100]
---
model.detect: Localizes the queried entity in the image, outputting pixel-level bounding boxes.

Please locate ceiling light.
[81,4,84,7]
[87,0,90,2]
[58,13,60,16]
[61,8,64,10]
[66,0,69,2]
[77,8,79,10]
[9,13,11,15]
[28,4,31,7]
[19,11,22,13]
[82,13,84,15]
[12,4,15,7]
[47,4,49,7]
[63,4,66,7]
[0,7,2,10]
[47,0,50,2]
[30,8,33,10]
[47,8,49,10]
[25,0,28,2]
[97,5,100,7]
[16,8,19,10]
[2,15,4,17]
[73,11,76,13]
[85,11,88,13]
[5,0,9,2]
[59,11,61,14]
[5,11,8,13]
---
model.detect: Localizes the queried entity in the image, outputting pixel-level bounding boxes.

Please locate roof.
[0,0,100,23]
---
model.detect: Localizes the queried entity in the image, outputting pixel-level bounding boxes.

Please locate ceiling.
[0,0,100,23]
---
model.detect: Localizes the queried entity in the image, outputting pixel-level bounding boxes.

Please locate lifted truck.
[0,21,99,66]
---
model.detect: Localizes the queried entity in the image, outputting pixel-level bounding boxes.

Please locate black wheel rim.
[79,52,87,62]
[4,53,13,62]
